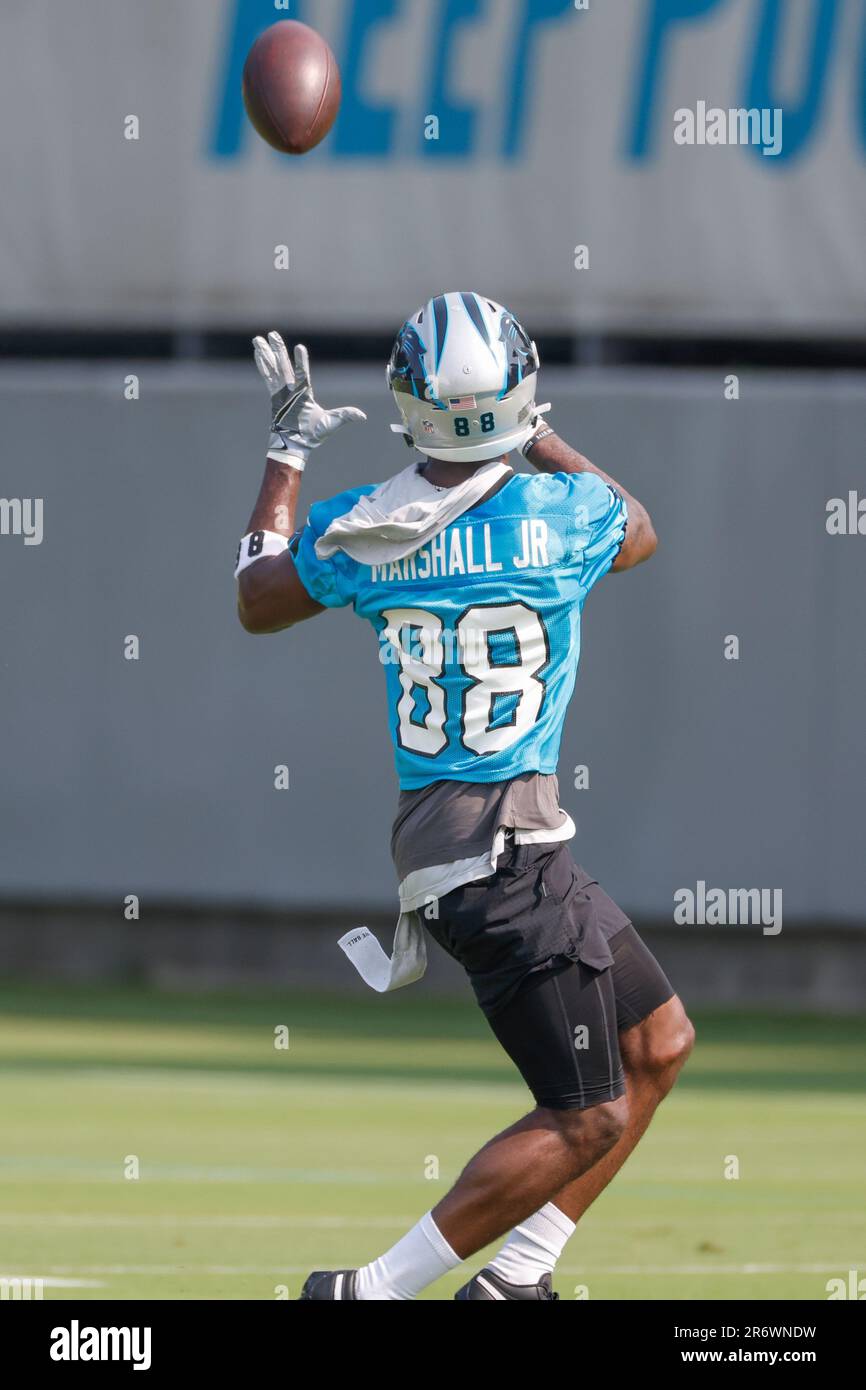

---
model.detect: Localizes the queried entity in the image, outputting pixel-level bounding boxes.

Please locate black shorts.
[427,840,675,1111]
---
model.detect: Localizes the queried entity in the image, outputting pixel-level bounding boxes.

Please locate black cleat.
[455,1268,559,1300]
[298,1269,359,1300]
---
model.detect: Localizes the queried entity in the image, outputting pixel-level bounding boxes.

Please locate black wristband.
[521,425,555,459]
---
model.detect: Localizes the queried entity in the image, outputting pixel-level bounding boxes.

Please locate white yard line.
[0,1213,411,1229]
[27,1261,860,1278]
[561,1262,863,1276]
[0,1162,403,1183]
[0,1214,862,1249]
[0,1276,104,1288]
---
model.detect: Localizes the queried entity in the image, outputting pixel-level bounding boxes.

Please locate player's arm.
[236,335,366,634]
[236,460,320,633]
[523,429,657,571]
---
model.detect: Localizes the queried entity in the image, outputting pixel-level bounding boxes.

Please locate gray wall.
[1,364,864,924]
[2,904,865,1013]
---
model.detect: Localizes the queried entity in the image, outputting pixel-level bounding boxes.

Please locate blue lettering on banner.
[208,0,861,165]
[333,0,402,157]
[210,0,577,161]
[503,0,576,159]
[627,0,725,161]
[421,0,485,159]
[859,3,866,151]
[628,0,849,164]
[744,0,840,163]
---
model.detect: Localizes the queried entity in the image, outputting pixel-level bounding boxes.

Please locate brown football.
[242,20,341,156]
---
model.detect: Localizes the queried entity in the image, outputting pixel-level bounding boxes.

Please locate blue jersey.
[292,471,627,791]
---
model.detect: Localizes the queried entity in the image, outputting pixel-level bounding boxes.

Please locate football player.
[236,293,694,1300]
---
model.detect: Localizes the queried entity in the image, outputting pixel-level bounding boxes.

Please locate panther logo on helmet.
[389,322,429,400]
[499,311,536,394]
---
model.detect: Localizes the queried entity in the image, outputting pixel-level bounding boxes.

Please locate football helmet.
[386,292,548,463]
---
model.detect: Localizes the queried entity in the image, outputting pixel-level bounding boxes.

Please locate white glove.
[252,332,367,469]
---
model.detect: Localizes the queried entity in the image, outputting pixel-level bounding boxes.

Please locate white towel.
[338,912,428,993]
[315,458,512,566]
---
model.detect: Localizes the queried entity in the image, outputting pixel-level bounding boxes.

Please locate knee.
[553,1095,628,1168]
[637,1009,695,1086]
[672,1014,696,1067]
[591,1096,630,1154]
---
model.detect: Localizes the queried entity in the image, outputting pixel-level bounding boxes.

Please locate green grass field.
[0,983,863,1301]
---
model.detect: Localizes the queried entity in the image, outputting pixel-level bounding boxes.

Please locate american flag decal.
[448,394,477,409]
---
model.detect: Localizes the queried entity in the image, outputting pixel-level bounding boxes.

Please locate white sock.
[486,1203,576,1287]
[355,1211,461,1300]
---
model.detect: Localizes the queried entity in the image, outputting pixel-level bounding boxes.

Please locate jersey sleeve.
[290,490,366,610]
[563,472,628,591]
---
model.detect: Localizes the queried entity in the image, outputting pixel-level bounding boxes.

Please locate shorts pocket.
[539,847,586,909]
[539,850,615,973]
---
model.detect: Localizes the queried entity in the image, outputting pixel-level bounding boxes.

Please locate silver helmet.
[386,292,546,462]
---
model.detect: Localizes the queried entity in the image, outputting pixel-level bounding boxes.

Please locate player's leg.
[520,924,693,1226]
[300,949,629,1300]
[349,957,628,1300]
[552,991,695,1225]
[339,1100,627,1302]
[470,924,693,1297]
[300,844,634,1302]
[430,960,629,1257]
